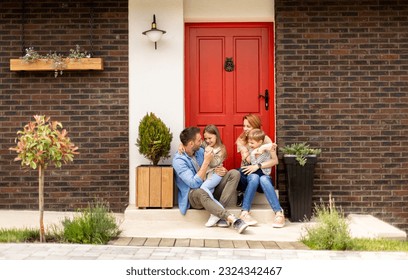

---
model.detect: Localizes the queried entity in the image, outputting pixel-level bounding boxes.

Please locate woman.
[235,114,285,228]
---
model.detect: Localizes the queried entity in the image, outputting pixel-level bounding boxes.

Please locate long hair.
[204,124,227,160]
[238,114,262,145]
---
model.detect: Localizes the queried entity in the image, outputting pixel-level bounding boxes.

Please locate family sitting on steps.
[172,114,285,234]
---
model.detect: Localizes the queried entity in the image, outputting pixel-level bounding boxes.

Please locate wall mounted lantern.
[142,14,166,50]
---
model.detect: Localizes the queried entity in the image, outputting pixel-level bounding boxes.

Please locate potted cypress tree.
[135,112,173,208]
[280,142,321,222]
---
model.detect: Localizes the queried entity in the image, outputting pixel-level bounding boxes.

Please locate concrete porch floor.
[0,207,406,243]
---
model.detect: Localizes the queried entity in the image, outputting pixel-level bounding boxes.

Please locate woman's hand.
[214,166,227,177]
[177,143,185,154]
[241,164,259,175]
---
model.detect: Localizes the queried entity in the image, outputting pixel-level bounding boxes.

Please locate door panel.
[186,23,275,170]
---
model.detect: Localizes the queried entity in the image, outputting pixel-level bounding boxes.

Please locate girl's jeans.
[200,173,223,208]
[239,168,282,213]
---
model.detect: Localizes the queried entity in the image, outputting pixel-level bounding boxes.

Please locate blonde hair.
[204,124,227,159]
[248,128,265,142]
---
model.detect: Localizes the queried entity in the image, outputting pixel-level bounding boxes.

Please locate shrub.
[136,112,173,165]
[300,196,352,250]
[280,142,321,166]
[61,201,121,244]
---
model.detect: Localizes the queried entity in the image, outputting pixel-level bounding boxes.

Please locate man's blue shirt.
[172,147,205,215]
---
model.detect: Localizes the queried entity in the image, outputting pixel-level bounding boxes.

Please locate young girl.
[200,124,227,195]
[200,125,228,226]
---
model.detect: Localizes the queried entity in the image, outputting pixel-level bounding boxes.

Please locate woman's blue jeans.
[239,168,282,213]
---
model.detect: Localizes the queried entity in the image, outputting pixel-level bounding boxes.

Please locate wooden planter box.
[136,165,174,208]
[10,58,104,71]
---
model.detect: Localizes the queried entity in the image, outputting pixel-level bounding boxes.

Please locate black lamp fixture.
[142,14,166,50]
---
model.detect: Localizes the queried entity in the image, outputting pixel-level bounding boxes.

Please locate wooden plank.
[144,238,161,247]
[159,238,176,247]
[290,242,310,250]
[136,167,150,207]
[149,167,162,206]
[174,238,191,247]
[110,237,132,246]
[219,239,234,248]
[10,58,104,71]
[247,240,264,249]
[204,239,219,248]
[161,167,174,208]
[129,237,147,246]
[190,239,204,247]
[232,240,249,249]
[276,241,297,250]
[260,241,280,249]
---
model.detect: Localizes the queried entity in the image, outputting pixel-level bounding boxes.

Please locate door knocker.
[224,57,234,72]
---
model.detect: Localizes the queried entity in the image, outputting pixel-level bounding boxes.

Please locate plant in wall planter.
[280,142,321,222]
[135,112,174,208]
[9,115,79,242]
[10,45,104,77]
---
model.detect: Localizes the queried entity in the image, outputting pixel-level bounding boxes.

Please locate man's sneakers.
[232,218,249,234]
[216,219,229,227]
[205,214,220,227]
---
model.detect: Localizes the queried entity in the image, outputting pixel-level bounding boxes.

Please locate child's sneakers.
[205,214,220,227]
[272,211,285,228]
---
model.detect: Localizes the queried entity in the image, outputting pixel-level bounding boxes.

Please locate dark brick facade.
[0,0,129,212]
[1,0,407,234]
[275,0,408,233]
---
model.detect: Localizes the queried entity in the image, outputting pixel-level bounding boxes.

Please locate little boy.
[243,128,285,228]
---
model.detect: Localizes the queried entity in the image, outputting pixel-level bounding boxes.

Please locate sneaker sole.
[272,223,285,228]
[205,218,221,227]
[238,223,249,234]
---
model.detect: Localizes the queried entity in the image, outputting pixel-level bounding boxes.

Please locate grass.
[349,238,408,252]
[0,228,40,243]
[300,195,408,252]
[0,201,121,245]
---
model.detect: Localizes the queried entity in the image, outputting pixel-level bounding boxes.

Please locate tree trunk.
[39,165,46,242]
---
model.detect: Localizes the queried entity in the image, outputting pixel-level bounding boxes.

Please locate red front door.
[185,23,275,170]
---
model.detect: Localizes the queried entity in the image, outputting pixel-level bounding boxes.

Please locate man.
[172,126,248,234]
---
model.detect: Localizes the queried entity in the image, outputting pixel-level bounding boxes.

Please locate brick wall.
[0,0,129,212]
[275,0,408,233]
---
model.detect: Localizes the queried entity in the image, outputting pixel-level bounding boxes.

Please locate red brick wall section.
[275,0,408,233]
[0,0,129,212]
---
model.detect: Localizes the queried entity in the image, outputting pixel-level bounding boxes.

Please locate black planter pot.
[283,155,317,222]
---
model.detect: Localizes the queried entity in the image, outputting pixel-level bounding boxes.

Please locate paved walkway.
[1,242,407,260]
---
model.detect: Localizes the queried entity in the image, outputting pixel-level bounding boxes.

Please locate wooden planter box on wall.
[9,58,104,71]
[136,165,174,208]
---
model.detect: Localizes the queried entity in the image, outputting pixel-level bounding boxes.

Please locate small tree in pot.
[9,115,79,242]
[280,142,321,222]
[135,113,174,208]
[136,112,173,165]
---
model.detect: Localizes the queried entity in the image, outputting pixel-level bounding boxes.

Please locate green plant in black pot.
[280,142,321,166]
[136,112,173,165]
[280,142,321,221]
